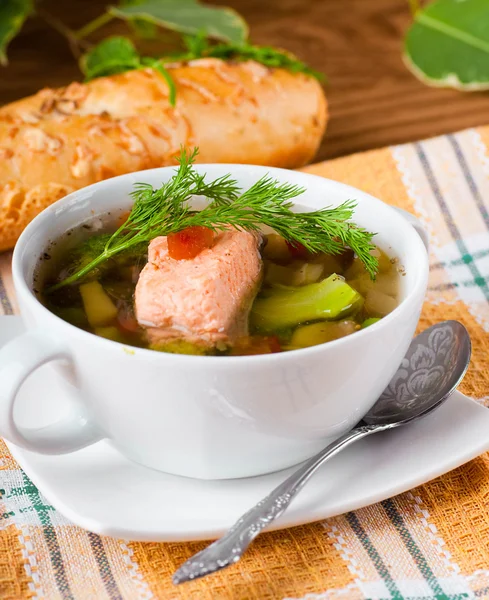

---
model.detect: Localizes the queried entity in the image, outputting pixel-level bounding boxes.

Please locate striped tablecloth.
[2,127,489,599]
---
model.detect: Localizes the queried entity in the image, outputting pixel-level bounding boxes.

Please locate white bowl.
[0,165,429,479]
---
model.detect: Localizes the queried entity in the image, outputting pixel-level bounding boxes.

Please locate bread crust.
[0,59,327,250]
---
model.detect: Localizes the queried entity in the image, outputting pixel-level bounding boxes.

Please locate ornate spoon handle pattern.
[172,424,380,584]
[173,321,471,585]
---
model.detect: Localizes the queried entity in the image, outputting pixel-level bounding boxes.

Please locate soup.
[40,218,400,356]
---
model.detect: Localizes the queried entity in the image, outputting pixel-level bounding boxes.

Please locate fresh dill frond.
[188,176,377,275]
[48,148,239,291]
[48,147,377,292]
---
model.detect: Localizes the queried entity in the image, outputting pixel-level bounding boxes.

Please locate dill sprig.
[189,176,376,274]
[48,148,240,291]
[48,147,377,292]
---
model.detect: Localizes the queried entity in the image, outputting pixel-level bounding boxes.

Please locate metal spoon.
[173,320,471,585]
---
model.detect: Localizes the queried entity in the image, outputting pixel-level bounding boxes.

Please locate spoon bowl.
[364,320,471,427]
[173,320,471,585]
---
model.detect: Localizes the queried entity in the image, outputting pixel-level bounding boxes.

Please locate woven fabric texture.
[1,127,489,599]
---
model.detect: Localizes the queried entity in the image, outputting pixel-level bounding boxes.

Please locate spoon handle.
[173,423,379,585]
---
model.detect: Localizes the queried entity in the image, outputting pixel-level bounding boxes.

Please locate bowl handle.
[0,329,102,454]
[393,207,429,252]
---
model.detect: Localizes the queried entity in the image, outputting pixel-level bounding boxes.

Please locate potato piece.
[346,248,394,279]
[94,326,125,342]
[290,261,324,286]
[372,274,398,298]
[337,248,355,270]
[310,253,344,276]
[265,263,294,285]
[80,281,118,327]
[263,234,290,263]
[289,320,359,349]
[345,256,368,279]
[370,248,394,273]
[265,261,323,287]
[348,276,373,296]
[365,289,398,317]
[350,273,398,298]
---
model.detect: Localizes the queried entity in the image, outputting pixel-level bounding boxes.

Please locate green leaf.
[404,0,489,90]
[0,0,33,65]
[80,36,141,80]
[109,0,248,44]
[119,0,158,39]
[164,33,324,81]
[202,41,324,80]
[80,37,177,107]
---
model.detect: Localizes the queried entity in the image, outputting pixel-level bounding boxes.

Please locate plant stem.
[75,12,114,40]
[47,251,115,293]
[36,8,90,59]
[408,0,421,16]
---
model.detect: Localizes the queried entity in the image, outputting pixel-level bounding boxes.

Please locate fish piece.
[135,229,262,348]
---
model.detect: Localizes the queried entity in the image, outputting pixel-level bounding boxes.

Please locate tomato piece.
[267,336,282,353]
[231,335,282,356]
[286,240,309,259]
[167,226,215,260]
[117,311,140,334]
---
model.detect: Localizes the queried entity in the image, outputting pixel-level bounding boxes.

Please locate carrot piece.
[286,240,309,259]
[231,335,282,355]
[167,226,215,260]
[267,336,282,353]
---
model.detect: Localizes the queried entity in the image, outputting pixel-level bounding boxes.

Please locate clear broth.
[40,221,400,356]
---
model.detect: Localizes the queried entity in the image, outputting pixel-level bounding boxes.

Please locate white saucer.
[3,316,489,542]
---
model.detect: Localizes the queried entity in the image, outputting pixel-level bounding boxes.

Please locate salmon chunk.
[135,230,262,348]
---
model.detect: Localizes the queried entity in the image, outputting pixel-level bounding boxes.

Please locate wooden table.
[2,0,488,162]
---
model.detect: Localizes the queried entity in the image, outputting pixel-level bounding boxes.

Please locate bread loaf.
[0,58,327,250]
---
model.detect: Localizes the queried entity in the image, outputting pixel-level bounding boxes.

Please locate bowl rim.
[13,163,429,365]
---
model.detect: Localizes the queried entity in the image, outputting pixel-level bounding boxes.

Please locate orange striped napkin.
[2,126,489,599]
